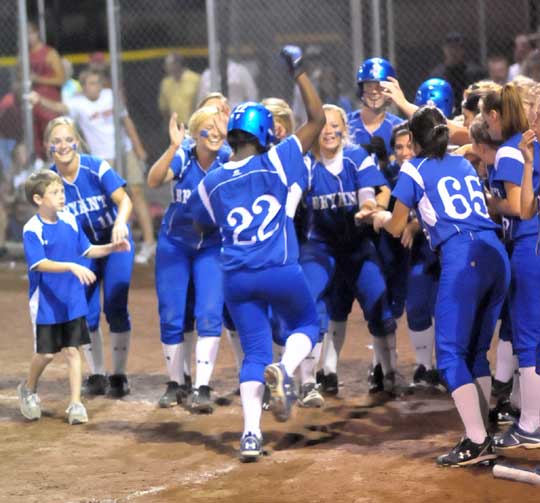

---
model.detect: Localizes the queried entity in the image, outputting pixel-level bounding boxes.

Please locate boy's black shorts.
[36,316,90,354]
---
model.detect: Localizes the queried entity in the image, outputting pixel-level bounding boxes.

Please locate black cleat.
[491,377,513,400]
[107,374,130,398]
[83,374,108,396]
[188,385,214,414]
[489,397,521,426]
[368,364,384,394]
[437,436,497,467]
[158,381,180,408]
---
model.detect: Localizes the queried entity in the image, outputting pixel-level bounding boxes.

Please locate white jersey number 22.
[227,195,281,245]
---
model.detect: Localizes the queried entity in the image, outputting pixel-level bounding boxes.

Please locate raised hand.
[280,45,304,78]
[169,113,185,148]
[518,129,536,164]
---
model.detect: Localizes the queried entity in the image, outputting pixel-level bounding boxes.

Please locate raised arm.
[147,113,185,188]
[28,90,69,115]
[519,129,538,219]
[280,46,325,154]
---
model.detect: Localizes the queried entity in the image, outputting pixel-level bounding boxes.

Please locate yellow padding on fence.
[0,46,209,68]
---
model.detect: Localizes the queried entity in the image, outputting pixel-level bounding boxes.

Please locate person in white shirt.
[508,33,535,81]
[29,69,156,264]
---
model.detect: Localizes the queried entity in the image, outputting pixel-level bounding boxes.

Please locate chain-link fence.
[0,0,537,244]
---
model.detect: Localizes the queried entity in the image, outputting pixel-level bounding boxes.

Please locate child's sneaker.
[17,382,41,421]
[264,362,295,422]
[66,402,88,425]
[240,431,263,461]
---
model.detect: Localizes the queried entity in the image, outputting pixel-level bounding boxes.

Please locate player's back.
[200,136,304,270]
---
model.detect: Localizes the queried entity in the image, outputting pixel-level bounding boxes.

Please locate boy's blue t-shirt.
[23,210,92,325]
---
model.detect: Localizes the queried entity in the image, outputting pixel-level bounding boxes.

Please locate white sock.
[494,339,514,383]
[451,383,487,444]
[161,342,185,385]
[194,336,220,388]
[240,381,264,437]
[82,328,105,375]
[518,367,540,432]
[474,376,492,427]
[372,336,392,374]
[386,333,398,371]
[510,360,521,408]
[299,342,322,384]
[110,331,130,375]
[408,327,434,369]
[226,330,244,371]
[281,332,312,378]
[322,321,347,374]
[183,331,194,378]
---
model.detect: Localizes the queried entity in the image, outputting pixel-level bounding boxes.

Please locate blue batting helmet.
[357,58,396,86]
[414,78,454,118]
[227,102,276,148]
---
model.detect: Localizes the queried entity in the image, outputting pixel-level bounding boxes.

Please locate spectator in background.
[61,58,81,101]
[523,50,540,83]
[0,82,23,173]
[88,52,111,88]
[158,53,200,126]
[25,21,64,160]
[508,33,535,81]
[196,59,258,109]
[430,31,483,114]
[487,55,509,85]
[30,68,157,265]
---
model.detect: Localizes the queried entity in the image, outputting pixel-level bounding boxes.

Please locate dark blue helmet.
[414,78,454,118]
[357,57,396,95]
[227,102,276,148]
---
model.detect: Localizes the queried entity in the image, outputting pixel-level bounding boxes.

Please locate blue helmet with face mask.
[227,102,276,148]
[356,57,396,96]
[414,78,454,118]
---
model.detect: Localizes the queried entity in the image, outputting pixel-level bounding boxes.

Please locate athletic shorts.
[107,149,145,186]
[35,316,90,354]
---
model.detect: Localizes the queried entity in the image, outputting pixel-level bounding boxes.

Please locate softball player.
[372,105,510,467]
[481,84,540,450]
[189,45,325,460]
[45,116,135,398]
[147,106,230,412]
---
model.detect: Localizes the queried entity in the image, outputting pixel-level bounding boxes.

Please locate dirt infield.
[1,261,539,503]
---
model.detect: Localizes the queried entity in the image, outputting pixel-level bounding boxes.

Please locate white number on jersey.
[226,195,281,245]
[437,175,489,220]
[97,211,115,229]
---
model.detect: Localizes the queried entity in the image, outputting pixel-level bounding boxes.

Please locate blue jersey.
[393,154,498,249]
[305,145,387,249]
[23,210,92,325]
[189,135,305,271]
[160,145,230,249]
[488,134,540,242]
[51,154,126,244]
[348,110,404,154]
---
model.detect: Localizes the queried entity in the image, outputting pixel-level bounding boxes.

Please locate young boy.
[18,169,130,424]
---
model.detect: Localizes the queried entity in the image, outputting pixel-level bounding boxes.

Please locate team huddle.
[16,44,540,467]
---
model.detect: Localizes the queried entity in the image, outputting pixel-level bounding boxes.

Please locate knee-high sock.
[519,367,540,432]
[372,336,392,374]
[322,321,347,374]
[452,383,487,444]
[510,359,521,408]
[110,331,130,375]
[299,342,322,384]
[226,329,244,372]
[194,336,220,388]
[161,342,185,385]
[409,327,434,369]
[183,331,194,377]
[281,333,312,378]
[494,339,514,383]
[474,376,492,427]
[82,327,105,375]
[386,333,398,371]
[241,381,264,437]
